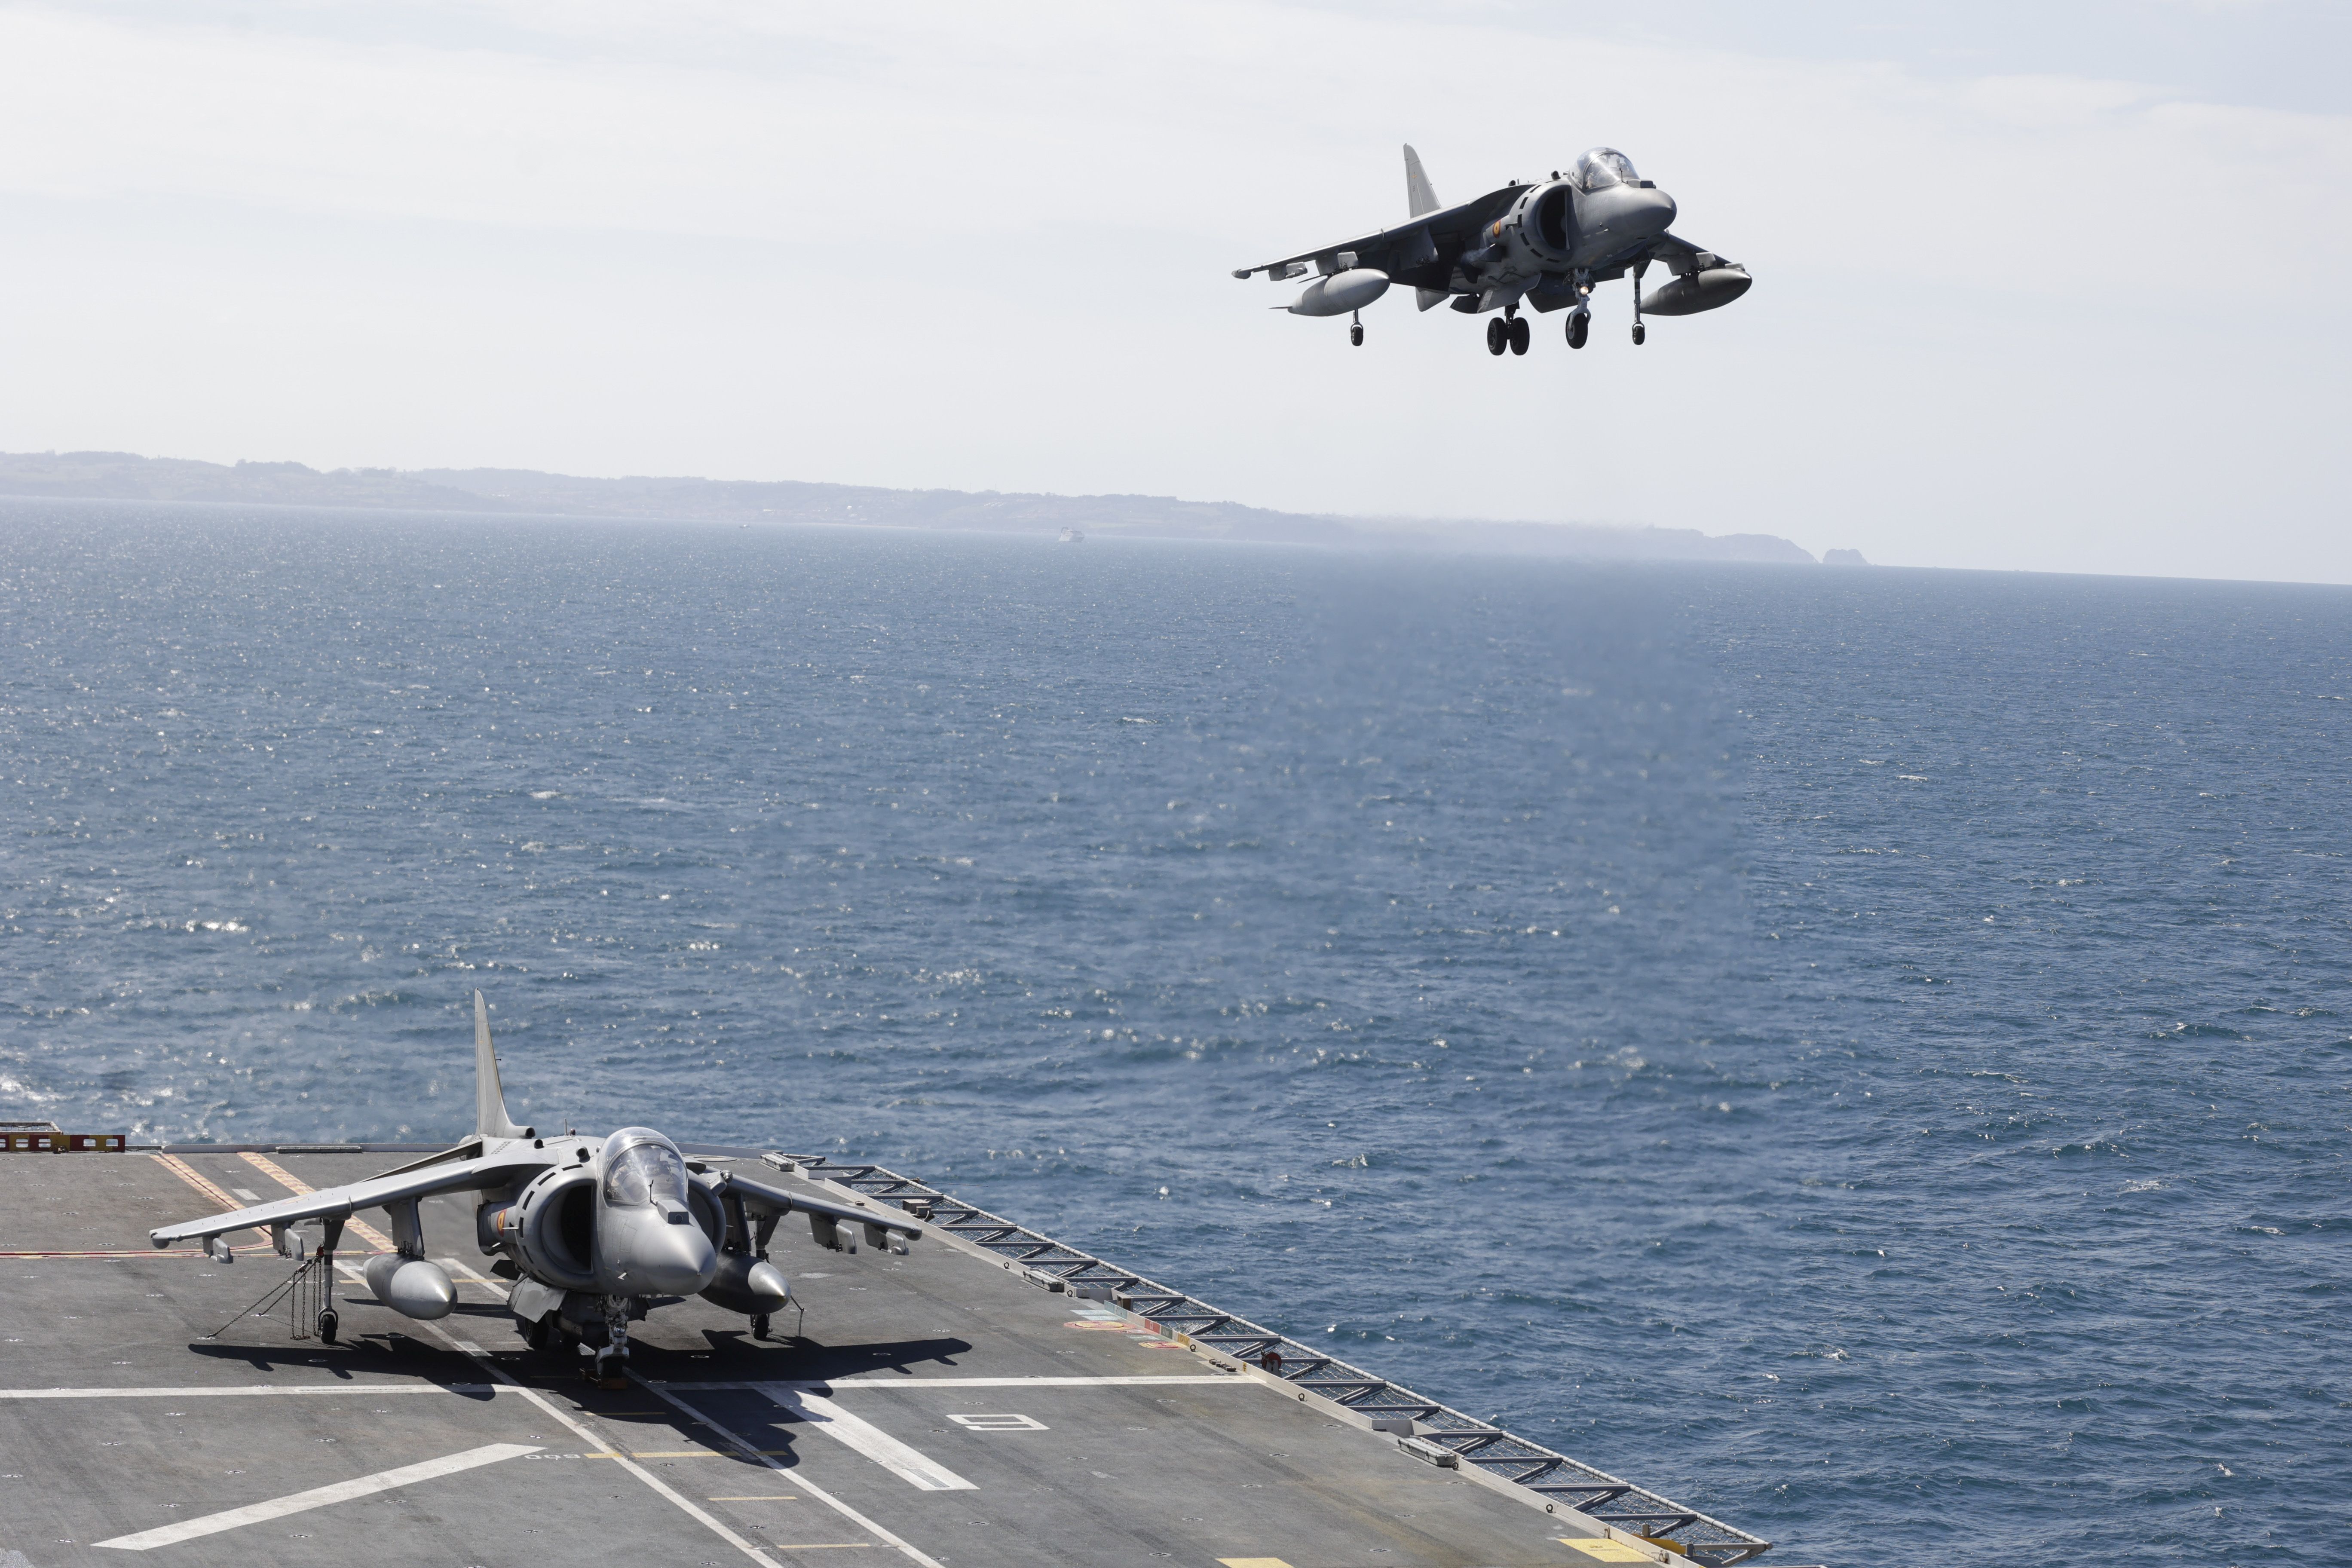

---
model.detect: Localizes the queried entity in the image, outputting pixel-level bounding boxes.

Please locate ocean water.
[3,501,2348,1566]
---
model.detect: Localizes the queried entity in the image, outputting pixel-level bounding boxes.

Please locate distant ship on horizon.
[1060,527,1085,544]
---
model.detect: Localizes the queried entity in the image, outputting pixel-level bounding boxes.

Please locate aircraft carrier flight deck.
[0,1144,1785,1568]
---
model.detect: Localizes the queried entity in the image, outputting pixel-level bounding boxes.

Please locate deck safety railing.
[781,1153,1773,1568]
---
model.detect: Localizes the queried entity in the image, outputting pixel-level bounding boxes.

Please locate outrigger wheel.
[315,1308,339,1345]
[1485,317,1507,355]
[1349,321,1364,347]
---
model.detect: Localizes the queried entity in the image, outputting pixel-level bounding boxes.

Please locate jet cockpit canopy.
[601,1127,690,1208]
[1574,147,1641,193]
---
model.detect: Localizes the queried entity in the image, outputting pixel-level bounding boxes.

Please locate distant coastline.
[0,449,1822,565]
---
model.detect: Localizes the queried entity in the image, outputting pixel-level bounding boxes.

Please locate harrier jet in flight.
[149,993,919,1384]
[1234,144,1751,353]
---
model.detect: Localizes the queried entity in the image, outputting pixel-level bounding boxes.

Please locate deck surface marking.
[0,1381,502,1400]
[1557,1540,1663,1562]
[238,1150,396,1250]
[93,1440,540,1550]
[645,1383,951,1568]
[0,1249,211,1259]
[657,1375,1243,1390]
[409,1322,781,1566]
[756,1383,977,1491]
[152,1153,257,1241]
[437,1253,512,1297]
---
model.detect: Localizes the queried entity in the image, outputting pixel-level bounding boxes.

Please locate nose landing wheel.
[750,1312,773,1340]
[588,1349,628,1389]
[1567,312,1590,350]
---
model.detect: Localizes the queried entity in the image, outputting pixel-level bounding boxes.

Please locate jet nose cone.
[633,1222,718,1295]
[1641,187,1677,234]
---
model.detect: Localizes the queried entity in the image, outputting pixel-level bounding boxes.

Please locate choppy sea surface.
[4,501,2348,1565]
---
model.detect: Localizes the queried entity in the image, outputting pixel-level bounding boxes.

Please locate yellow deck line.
[0,1250,208,1259]
[241,1151,397,1251]
[588,1448,795,1459]
[153,1153,262,1245]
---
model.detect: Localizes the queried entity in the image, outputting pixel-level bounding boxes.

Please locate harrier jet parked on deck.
[149,993,919,1384]
[1234,144,1751,352]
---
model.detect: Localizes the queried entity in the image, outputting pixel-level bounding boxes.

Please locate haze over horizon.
[0,3,2346,583]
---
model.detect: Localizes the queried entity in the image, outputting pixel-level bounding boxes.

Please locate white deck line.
[416,1324,781,1568]
[755,1383,977,1491]
[0,1383,503,1400]
[94,1441,539,1550]
[643,1383,951,1568]
[654,1375,1247,1390]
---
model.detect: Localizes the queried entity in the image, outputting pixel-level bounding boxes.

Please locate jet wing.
[1643,231,1741,274]
[714,1171,924,1240]
[148,1151,547,1247]
[1231,185,1528,282]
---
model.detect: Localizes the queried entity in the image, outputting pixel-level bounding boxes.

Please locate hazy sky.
[0,2,2346,580]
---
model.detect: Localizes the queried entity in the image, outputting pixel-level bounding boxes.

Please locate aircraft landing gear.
[1350,310,1364,347]
[1631,256,1647,346]
[315,1308,339,1345]
[1567,312,1589,350]
[588,1295,632,1388]
[1632,322,1646,346]
[524,1313,552,1352]
[1485,317,1508,355]
[750,1312,772,1341]
[1508,316,1530,355]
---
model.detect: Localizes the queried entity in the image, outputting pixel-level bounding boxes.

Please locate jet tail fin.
[1403,144,1440,218]
[474,991,533,1141]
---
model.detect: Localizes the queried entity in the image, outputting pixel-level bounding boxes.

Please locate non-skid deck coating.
[0,1151,1746,1568]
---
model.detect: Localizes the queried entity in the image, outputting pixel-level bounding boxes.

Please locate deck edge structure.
[783,1152,1772,1568]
